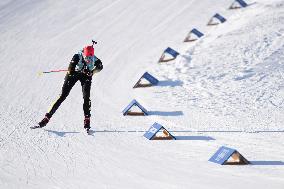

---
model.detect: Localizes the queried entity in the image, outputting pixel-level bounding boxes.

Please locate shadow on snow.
[45,129,80,137]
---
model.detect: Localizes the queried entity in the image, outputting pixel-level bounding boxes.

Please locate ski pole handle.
[42,69,68,73]
[38,69,68,76]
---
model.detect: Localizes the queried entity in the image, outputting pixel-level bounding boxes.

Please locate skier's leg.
[81,76,92,129]
[48,74,78,117]
[39,74,78,127]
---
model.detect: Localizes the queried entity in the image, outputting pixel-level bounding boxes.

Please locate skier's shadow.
[45,129,80,137]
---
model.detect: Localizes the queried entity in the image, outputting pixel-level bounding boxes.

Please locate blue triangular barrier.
[144,123,176,140]
[209,146,250,165]
[229,0,248,9]
[158,47,180,62]
[122,99,148,116]
[133,72,159,88]
[207,13,226,25]
[184,28,204,42]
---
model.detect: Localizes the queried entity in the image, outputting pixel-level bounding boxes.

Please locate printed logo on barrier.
[133,72,159,88]
[158,47,180,63]
[144,123,176,140]
[229,0,248,9]
[184,28,204,42]
[209,146,250,165]
[208,13,226,25]
[122,99,148,116]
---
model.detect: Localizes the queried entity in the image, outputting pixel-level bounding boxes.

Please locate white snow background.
[0,0,284,188]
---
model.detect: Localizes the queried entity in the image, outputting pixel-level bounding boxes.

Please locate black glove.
[94,59,103,72]
[67,69,75,76]
[83,68,93,77]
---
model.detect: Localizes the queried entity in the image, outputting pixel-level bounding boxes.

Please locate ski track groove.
[150,1,194,33]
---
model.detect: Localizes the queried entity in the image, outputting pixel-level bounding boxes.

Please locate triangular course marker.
[209,146,250,165]
[122,99,148,116]
[133,72,159,88]
[229,0,248,9]
[207,13,226,26]
[158,47,180,63]
[144,122,176,140]
[183,28,204,42]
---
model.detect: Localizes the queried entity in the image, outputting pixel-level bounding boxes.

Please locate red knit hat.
[83,46,94,56]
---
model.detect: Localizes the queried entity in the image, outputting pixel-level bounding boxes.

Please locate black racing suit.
[47,54,103,118]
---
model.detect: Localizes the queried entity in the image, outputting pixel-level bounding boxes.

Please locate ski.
[86,128,94,135]
[30,125,42,129]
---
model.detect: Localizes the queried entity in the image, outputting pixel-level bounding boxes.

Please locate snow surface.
[0,0,284,188]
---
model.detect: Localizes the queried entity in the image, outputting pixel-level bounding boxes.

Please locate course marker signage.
[133,72,159,88]
[122,99,148,116]
[208,13,226,25]
[144,122,176,140]
[184,28,204,42]
[229,0,248,9]
[209,146,250,165]
[158,47,180,63]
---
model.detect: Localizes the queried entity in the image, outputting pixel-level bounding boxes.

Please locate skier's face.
[84,56,93,64]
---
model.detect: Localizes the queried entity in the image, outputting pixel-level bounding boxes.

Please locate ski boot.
[38,113,51,128]
[84,116,91,133]
[31,113,51,129]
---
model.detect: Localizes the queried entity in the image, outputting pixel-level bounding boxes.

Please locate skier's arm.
[68,54,80,74]
[92,58,103,74]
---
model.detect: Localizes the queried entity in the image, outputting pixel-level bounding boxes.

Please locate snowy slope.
[0,0,284,188]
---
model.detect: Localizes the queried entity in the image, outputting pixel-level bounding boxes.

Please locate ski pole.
[38,69,68,76]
